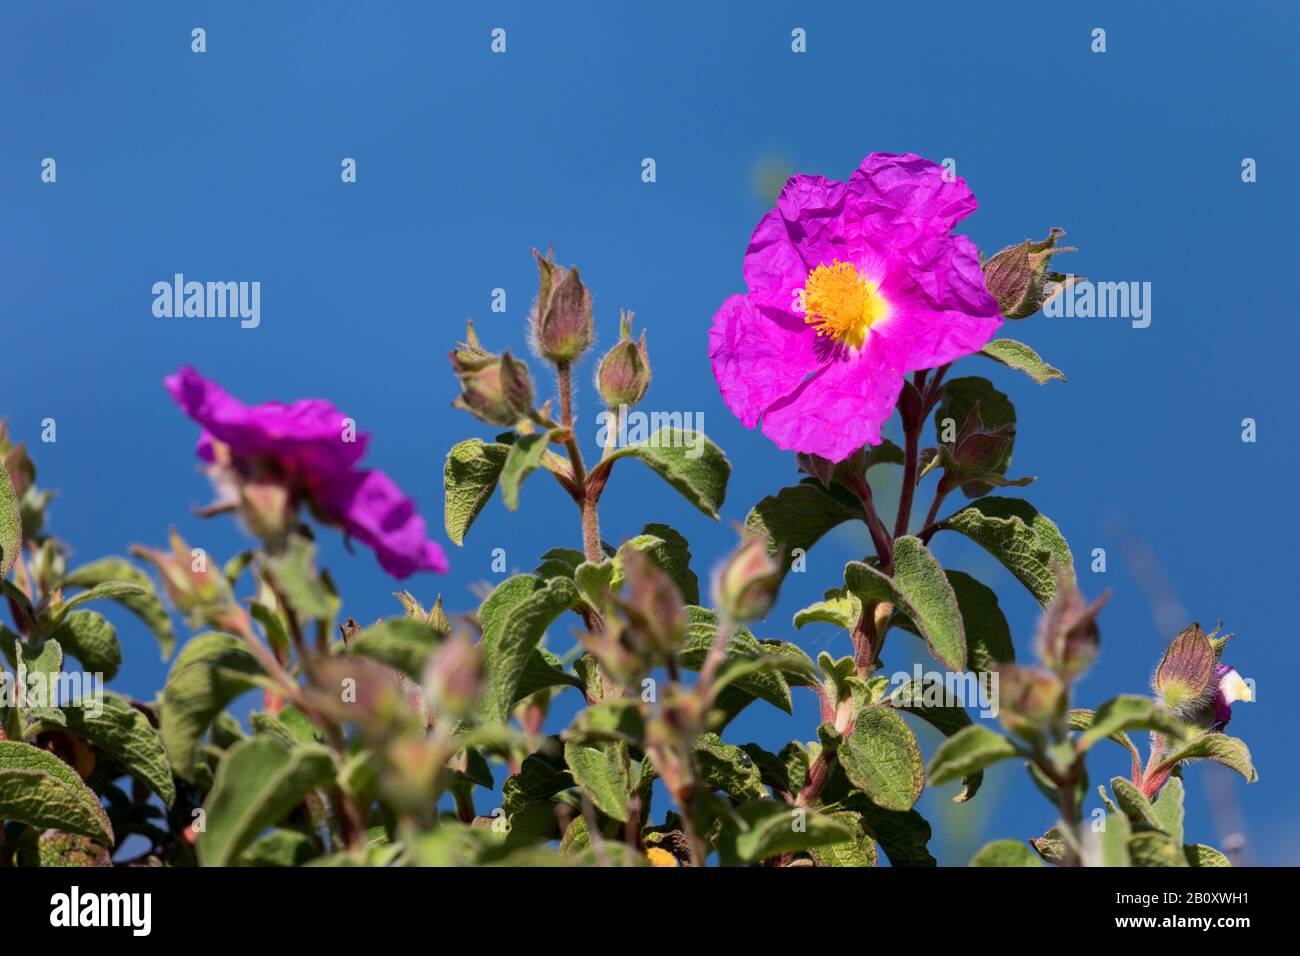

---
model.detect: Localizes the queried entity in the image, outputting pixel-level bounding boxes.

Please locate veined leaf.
[840,706,925,811]
[979,338,1066,384]
[563,741,629,822]
[500,431,560,511]
[970,839,1043,867]
[57,558,175,659]
[1077,695,1187,752]
[0,740,114,846]
[927,724,1019,786]
[478,575,577,723]
[444,439,510,545]
[717,800,853,865]
[48,611,123,680]
[1154,732,1257,783]
[745,482,861,576]
[197,734,336,866]
[602,428,729,519]
[934,497,1074,606]
[349,617,441,680]
[0,460,19,578]
[55,693,176,807]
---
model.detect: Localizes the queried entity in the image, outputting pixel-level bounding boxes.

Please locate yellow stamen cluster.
[802,260,889,349]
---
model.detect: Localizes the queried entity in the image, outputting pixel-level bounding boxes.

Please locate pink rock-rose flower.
[710,152,1002,462]
[165,366,447,578]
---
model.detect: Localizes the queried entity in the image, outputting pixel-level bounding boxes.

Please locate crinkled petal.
[710,293,822,429]
[872,234,1001,370]
[743,175,849,308]
[848,152,980,242]
[317,469,449,578]
[760,341,904,462]
[165,366,368,476]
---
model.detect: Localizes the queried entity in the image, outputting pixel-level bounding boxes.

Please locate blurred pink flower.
[710,152,1001,461]
[165,366,447,578]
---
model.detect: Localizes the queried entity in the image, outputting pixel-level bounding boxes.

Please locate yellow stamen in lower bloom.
[802,260,890,349]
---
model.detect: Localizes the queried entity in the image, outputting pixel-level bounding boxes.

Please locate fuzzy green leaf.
[603,428,730,519]
[808,811,878,867]
[934,497,1074,607]
[478,575,577,723]
[349,617,441,679]
[159,632,269,782]
[57,558,175,659]
[970,839,1043,867]
[1184,843,1231,867]
[717,800,854,865]
[1155,733,1257,783]
[444,439,510,545]
[979,338,1067,384]
[745,481,861,576]
[48,611,123,681]
[499,431,559,511]
[840,706,926,811]
[0,740,114,846]
[563,741,629,822]
[0,460,19,578]
[54,693,176,807]
[927,724,1019,786]
[1078,695,1188,752]
[197,734,336,866]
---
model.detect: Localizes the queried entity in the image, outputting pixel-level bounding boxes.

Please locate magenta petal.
[318,469,449,578]
[848,152,980,240]
[760,343,904,462]
[875,235,1002,370]
[710,293,821,429]
[165,366,369,476]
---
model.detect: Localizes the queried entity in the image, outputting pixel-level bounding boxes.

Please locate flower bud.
[424,633,483,718]
[983,227,1083,320]
[449,322,518,426]
[713,534,782,621]
[499,351,535,418]
[239,477,294,546]
[613,547,685,656]
[1153,622,1216,713]
[131,528,229,619]
[531,248,593,364]
[1035,579,1107,683]
[596,311,651,408]
[993,664,1065,742]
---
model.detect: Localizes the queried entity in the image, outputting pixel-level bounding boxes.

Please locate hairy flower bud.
[131,527,229,620]
[993,664,1065,742]
[449,322,518,426]
[614,548,685,656]
[1153,622,1216,713]
[983,227,1083,320]
[424,633,482,718]
[1035,579,1107,683]
[713,534,782,622]
[596,311,651,408]
[531,248,593,364]
[499,351,535,419]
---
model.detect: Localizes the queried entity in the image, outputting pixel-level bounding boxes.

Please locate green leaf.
[478,575,577,723]
[1068,707,1142,773]
[1078,695,1188,752]
[843,537,966,671]
[970,839,1043,867]
[1184,843,1231,867]
[197,734,336,866]
[934,497,1074,607]
[927,724,1019,786]
[1154,733,1257,783]
[563,741,629,822]
[502,751,573,815]
[444,439,510,545]
[1128,830,1185,868]
[793,587,862,632]
[1152,776,1185,845]
[603,428,730,519]
[159,632,269,782]
[717,800,854,865]
[0,460,19,578]
[621,523,700,605]
[500,431,558,510]
[840,706,925,811]
[48,611,123,681]
[695,733,766,801]
[1095,811,1132,866]
[264,536,336,623]
[1110,776,1161,830]
[56,693,176,808]
[808,811,877,867]
[238,829,321,867]
[978,338,1066,384]
[349,617,441,679]
[57,558,176,659]
[945,571,1015,670]
[0,740,114,846]
[745,482,861,576]
[679,606,792,715]
[888,678,985,802]
[512,647,584,704]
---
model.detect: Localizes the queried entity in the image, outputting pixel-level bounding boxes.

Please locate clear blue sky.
[3,1,1296,863]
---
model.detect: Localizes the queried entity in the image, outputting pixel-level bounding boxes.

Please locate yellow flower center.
[802,260,890,349]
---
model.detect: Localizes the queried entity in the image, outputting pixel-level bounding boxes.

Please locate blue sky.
[3,1,1297,863]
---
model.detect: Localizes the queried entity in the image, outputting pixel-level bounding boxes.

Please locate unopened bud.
[596,311,651,408]
[1153,622,1216,712]
[424,634,482,717]
[449,322,518,426]
[983,227,1082,320]
[531,248,593,364]
[1035,578,1106,683]
[131,528,228,618]
[499,351,535,418]
[614,548,685,656]
[713,534,781,621]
